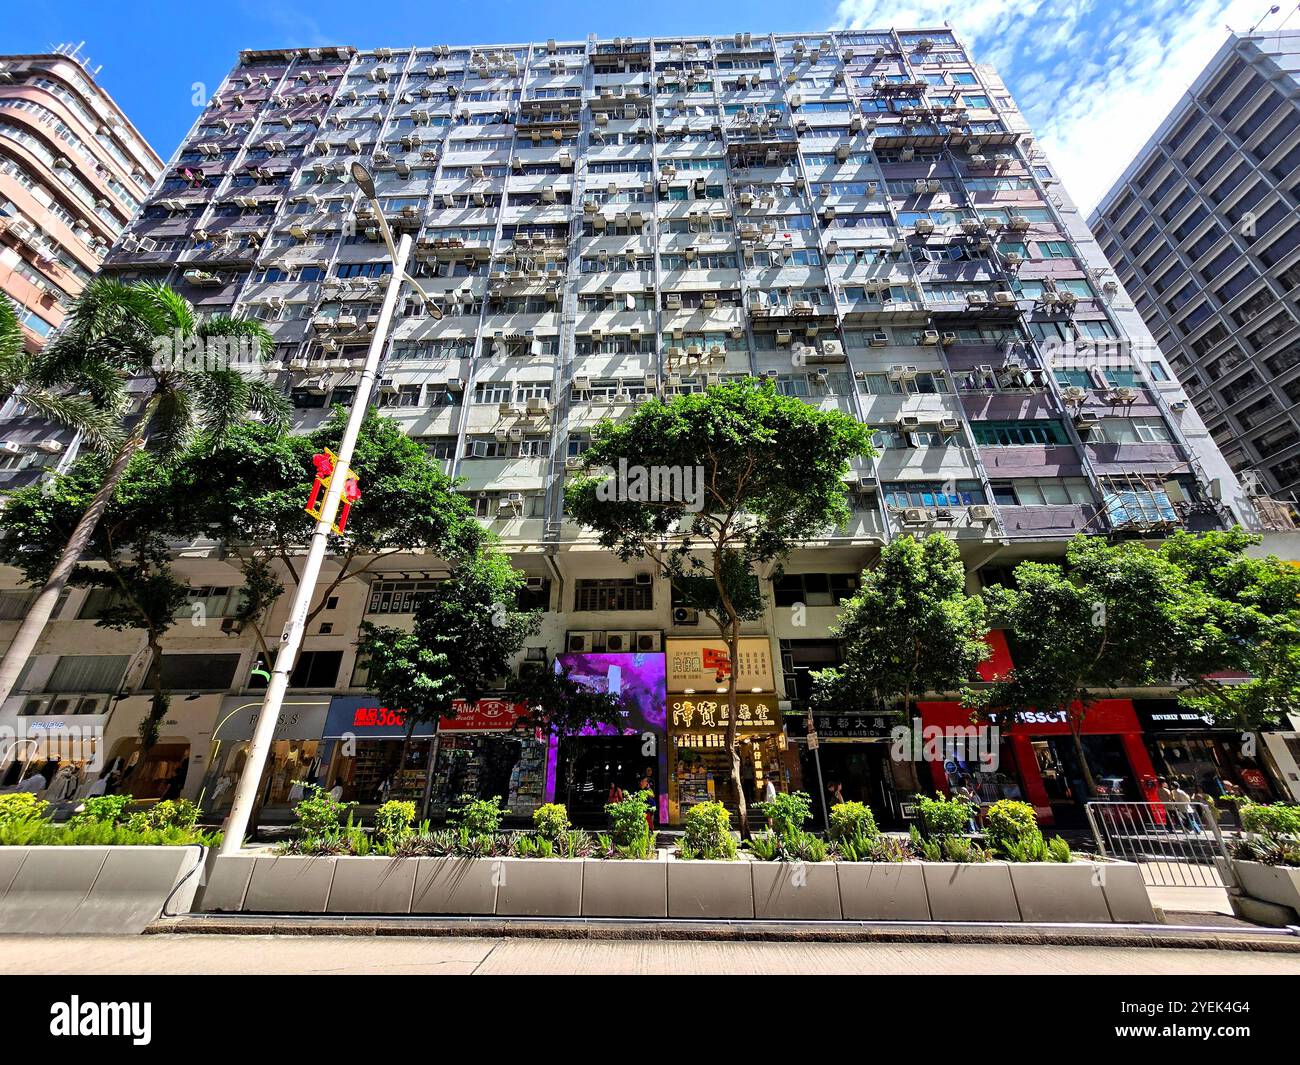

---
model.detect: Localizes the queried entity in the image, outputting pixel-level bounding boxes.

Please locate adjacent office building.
[0,44,163,486]
[5,29,1293,824]
[1091,30,1300,506]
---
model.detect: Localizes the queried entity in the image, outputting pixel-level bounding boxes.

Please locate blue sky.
[8,0,1296,211]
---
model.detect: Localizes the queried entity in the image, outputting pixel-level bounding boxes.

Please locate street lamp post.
[219,165,439,855]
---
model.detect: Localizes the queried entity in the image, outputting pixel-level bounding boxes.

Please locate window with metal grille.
[573,578,652,612]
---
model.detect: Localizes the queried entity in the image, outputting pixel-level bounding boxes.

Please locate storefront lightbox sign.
[324,696,439,739]
[550,652,669,821]
[215,696,331,743]
[669,693,780,730]
[665,637,775,693]
[1135,705,1219,732]
[439,698,528,732]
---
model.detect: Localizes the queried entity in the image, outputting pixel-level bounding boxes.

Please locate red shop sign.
[918,698,1141,735]
[440,698,528,732]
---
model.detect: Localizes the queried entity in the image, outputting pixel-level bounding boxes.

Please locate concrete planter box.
[188,852,1158,923]
[0,845,205,934]
[410,856,499,915]
[581,857,667,918]
[1097,861,1159,923]
[1232,860,1300,919]
[922,862,1020,921]
[493,857,583,917]
[836,862,931,921]
[1008,862,1112,923]
[752,861,842,920]
[667,859,755,919]
[326,857,417,914]
[242,855,334,913]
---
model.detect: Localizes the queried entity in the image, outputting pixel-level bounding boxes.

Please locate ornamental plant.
[983,799,1038,853]
[0,793,49,825]
[914,794,975,840]
[755,790,812,838]
[453,795,507,837]
[293,784,356,842]
[72,794,132,826]
[532,803,571,843]
[605,790,654,859]
[828,801,878,841]
[1240,802,1300,838]
[679,801,737,861]
[372,800,416,845]
[127,798,199,833]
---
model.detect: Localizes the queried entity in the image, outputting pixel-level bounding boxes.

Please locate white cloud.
[833,0,1268,213]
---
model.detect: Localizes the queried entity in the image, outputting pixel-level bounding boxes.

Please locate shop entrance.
[1033,735,1136,826]
[554,735,647,824]
[802,742,907,829]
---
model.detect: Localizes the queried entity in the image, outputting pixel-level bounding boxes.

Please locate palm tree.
[0,295,118,449]
[0,280,289,708]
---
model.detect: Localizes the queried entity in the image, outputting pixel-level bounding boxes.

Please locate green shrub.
[1240,802,1300,838]
[532,803,570,842]
[1047,836,1072,863]
[126,799,199,834]
[833,830,913,863]
[999,830,1049,862]
[680,801,736,860]
[783,829,829,862]
[915,793,974,839]
[293,784,356,841]
[372,800,416,844]
[755,791,812,837]
[940,836,991,863]
[453,795,507,836]
[828,801,877,841]
[1232,832,1300,867]
[984,799,1039,857]
[72,794,131,826]
[747,830,782,861]
[605,789,654,858]
[556,829,595,859]
[0,793,49,825]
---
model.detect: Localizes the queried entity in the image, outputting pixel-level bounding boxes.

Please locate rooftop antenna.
[49,40,102,77]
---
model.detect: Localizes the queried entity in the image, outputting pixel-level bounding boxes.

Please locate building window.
[573,578,652,612]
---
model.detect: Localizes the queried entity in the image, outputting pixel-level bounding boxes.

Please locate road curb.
[144,914,1300,953]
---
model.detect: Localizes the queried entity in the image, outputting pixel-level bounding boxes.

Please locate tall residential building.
[0,44,163,486]
[5,30,1290,828]
[1090,30,1300,507]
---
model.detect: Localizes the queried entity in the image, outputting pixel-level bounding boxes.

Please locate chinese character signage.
[669,694,780,730]
[665,638,775,693]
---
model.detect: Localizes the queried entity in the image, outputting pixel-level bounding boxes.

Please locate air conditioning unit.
[635,631,662,653]
[603,631,633,653]
[672,607,700,625]
[869,331,889,347]
[970,505,997,523]
[1061,385,1089,401]
[921,330,940,345]
[897,414,922,432]
[901,507,928,526]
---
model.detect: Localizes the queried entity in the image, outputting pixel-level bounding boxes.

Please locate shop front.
[427,698,545,821]
[787,712,916,828]
[668,692,796,823]
[1135,700,1279,810]
[200,696,331,815]
[322,696,438,806]
[919,699,1158,827]
[550,652,668,826]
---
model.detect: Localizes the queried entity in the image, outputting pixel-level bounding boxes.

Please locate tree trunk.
[125,633,167,795]
[1069,720,1099,798]
[0,435,143,708]
[724,622,750,839]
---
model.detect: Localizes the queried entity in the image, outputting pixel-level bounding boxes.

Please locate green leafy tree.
[357,549,542,804]
[811,533,989,719]
[983,536,1198,796]
[1156,529,1300,729]
[565,378,874,835]
[190,409,483,658]
[0,294,118,448]
[0,280,287,708]
[0,448,202,759]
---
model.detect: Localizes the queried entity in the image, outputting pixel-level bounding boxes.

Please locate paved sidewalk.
[2,934,1298,974]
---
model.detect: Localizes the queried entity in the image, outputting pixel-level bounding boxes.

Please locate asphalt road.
[3,934,1299,974]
